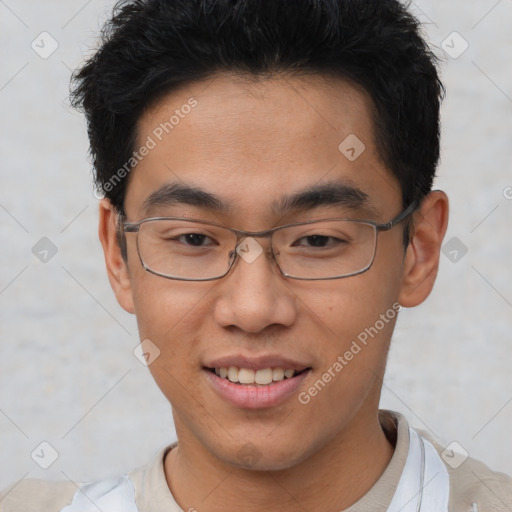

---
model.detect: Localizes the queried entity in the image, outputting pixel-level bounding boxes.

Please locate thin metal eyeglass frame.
[122,200,418,281]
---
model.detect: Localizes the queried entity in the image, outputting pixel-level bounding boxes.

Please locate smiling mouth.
[205,366,311,386]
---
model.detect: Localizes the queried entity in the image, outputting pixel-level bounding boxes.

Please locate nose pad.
[225,239,281,279]
[228,249,237,266]
[233,237,281,271]
[235,236,266,264]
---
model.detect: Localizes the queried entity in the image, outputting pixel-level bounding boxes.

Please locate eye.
[293,235,347,248]
[175,233,215,247]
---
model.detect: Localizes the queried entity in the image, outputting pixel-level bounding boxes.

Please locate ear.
[398,190,449,307]
[98,199,135,314]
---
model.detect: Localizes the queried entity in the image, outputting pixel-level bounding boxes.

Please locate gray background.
[1,0,511,489]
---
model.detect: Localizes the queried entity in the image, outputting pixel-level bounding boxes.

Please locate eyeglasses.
[122,201,417,281]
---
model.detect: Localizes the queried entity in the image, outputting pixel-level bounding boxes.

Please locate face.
[100,73,445,471]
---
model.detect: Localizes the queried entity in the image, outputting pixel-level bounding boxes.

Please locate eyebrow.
[272,181,374,216]
[142,182,227,216]
[141,180,375,218]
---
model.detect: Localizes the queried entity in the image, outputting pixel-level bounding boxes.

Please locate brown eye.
[293,235,346,248]
[177,233,213,246]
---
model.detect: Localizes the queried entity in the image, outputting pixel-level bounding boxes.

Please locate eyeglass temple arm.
[123,223,140,233]
[377,200,419,232]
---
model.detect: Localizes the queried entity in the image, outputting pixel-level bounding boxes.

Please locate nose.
[213,237,297,333]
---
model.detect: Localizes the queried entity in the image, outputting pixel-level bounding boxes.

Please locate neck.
[164,410,395,512]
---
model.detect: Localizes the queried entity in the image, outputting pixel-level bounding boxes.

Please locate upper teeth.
[214,367,296,385]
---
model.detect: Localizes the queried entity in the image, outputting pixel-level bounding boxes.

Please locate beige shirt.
[1,410,511,511]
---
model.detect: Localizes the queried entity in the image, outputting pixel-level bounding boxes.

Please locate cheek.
[130,262,205,332]
[131,277,216,407]
[130,273,216,372]
[290,274,401,419]
[291,259,402,404]
[296,259,402,347]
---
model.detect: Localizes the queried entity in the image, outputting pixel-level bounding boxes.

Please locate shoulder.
[0,478,77,512]
[0,446,173,512]
[447,454,512,511]
[418,429,512,511]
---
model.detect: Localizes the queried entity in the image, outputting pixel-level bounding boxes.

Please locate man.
[1,0,511,510]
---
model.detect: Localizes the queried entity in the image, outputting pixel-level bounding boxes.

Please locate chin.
[230,453,304,472]
[213,438,314,473]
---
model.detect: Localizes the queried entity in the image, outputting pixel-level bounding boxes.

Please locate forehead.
[124,73,401,223]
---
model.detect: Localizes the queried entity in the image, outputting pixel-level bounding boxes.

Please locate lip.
[204,367,312,409]
[204,354,310,372]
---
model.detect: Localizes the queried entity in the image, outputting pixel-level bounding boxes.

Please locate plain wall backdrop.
[1,0,511,489]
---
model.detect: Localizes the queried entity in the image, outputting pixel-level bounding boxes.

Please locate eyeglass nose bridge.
[227,232,282,275]
[234,234,279,257]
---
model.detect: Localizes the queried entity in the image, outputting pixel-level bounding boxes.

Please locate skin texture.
[98,73,449,511]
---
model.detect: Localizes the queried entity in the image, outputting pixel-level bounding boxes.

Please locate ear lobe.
[98,199,135,314]
[398,191,449,308]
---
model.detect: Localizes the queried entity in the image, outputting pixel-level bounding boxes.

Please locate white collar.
[387,426,450,512]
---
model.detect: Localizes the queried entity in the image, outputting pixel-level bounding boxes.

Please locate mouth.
[203,365,312,409]
[205,366,311,386]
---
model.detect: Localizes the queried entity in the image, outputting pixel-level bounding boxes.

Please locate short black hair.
[70,0,444,216]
